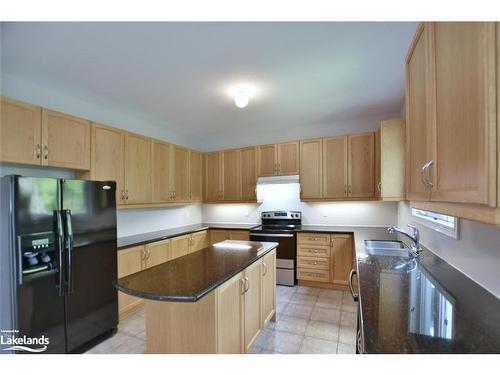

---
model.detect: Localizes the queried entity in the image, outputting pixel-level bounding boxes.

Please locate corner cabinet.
[406,22,499,223]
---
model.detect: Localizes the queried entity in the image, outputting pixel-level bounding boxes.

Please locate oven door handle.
[250,233,294,238]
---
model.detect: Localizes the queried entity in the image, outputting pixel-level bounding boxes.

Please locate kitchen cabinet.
[172,145,190,202]
[297,232,354,289]
[243,260,262,352]
[257,142,299,177]
[222,149,240,201]
[240,146,258,201]
[151,139,172,203]
[209,229,250,244]
[204,151,223,201]
[0,97,42,166]
[41,109,91,170]
[260,250,276,326]
[216,272,244,353]
[323,136,348,199]
[124,132,152,204]
[348,133,375,198]
[145,239,171,268]
[170,234,190,260]
[188,230,208,253]
[117,245,146,320]
[300,139,322,199]
[189,150,203,201]
[376,119,405,200]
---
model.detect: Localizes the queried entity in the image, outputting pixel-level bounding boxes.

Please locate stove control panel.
[261,211,302,220]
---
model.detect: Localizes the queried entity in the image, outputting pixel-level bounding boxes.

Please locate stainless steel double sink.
[364,240,412,257]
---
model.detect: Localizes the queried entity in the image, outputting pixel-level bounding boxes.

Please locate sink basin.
[365,240,412,257]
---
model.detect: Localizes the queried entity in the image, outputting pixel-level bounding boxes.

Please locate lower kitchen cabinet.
[209,229,250,244]
[117,245,146,320]
[243,260,262,352]
[261,250,277,326]
[216,272,244,353]
[145,239,171,267]
[296,232,354,289]
[189,230,208,253]
[170,234,190,259]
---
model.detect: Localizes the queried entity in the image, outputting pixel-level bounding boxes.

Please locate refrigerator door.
[61,179,118,352]
[11,176,66,353]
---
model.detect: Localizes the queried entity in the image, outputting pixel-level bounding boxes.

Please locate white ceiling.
[1,22,417,151]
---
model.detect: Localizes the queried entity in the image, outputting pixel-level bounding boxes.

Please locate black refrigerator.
[0,175,118,353]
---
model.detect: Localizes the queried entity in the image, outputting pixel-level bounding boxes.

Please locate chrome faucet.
[388,224,422,256]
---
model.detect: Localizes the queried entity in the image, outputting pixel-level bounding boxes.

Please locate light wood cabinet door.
[0,97,42,165]
[375,129,381,199]
[170,234,190,260]
[277,141,299,175]
[209,229,228,244]
[243,260,262,352]
[429,22,496,206]
[258,144,277,176]
[330,234,353,286]
[117,245,145,320]
[348,133,375,198]
[172,145,190,201]
[145,239,170,268]
[41,109,91,170]
[151,140,172,203]
[190,230,208,253]
[217,272,244,354]
[240,146,257,201]
[261,250,276,326]
[300,139,322,199]
[205,152,222,201]
[92,124,126,204]
[323,136,348,199]
[406,24,432,201]
[189,150,203,201]
[380,119,406,200]
[222,149,240,201]
[125,133,152,204]
[229,230,250,241]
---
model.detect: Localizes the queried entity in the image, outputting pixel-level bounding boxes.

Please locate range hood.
[257,175,300,185]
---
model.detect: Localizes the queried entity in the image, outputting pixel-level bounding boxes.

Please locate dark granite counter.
[118,222,259,249]
[356,243,500,353]
[115,240,278,302]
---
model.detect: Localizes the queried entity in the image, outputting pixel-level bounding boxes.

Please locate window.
[411,207,459,239]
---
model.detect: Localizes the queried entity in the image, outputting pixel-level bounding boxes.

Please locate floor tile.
[277,287,296,303]
[311,306,341,324]
[118,314,145,337]
[290,293,317,305]
[259,331,304,354]
[305,320,339,341]
[282,303,314,319]
[274,316,309,336]
[340,311,357,328]
[299,337,338,354]
[295,286,320,296]
[341,297,358,313]
[248,344,262,354]
[86,332,145,354]
[318,289,343,299]
[338,325,357,345]
[337,342,356,354]
[276,301,289,316]
[316,296,342,309]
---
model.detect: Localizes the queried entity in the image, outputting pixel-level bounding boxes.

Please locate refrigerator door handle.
[63,209,74,294]
[55,210,66,296]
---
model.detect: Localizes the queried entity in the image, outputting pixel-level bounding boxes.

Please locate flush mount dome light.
[228,83,257,109]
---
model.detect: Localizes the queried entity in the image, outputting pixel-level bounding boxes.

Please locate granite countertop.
[355,242,500,353]
[115,240,278,302]
[118,222,259,249]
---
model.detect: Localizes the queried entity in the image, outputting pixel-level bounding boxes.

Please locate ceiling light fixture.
[228,83,257,109]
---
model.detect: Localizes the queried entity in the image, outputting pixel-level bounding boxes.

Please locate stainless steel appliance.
[0,176,118,353]
[250,211,301,286]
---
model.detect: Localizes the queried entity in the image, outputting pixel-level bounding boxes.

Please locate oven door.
[249,232,295,286]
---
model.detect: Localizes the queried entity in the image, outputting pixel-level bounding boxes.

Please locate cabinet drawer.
[297,268,330,283]
[297,245,330,258]
[297,232,330,245]
[297,256,330,270]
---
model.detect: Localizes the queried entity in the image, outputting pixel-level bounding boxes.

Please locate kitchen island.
[115,240,278,354]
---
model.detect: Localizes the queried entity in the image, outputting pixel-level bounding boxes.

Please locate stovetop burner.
[250,211,302,234]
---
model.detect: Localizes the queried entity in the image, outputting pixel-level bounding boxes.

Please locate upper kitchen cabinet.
[406,22,497,213]
[151,139,172,203]
[257,142,299,177]
[348,133,375,198]
[189,150,203,202]
[222,149,240,201]
[299,139,322,199]
[376,119,405,201]
[171,145,190,202]
[124,132,152,204]
[257,144,277,176]
[41,109,91,170]
[0,97,42,166]
[323,136,348,199]
[240,146,258,201]
[205,151,223,202]
[90,123,126,205]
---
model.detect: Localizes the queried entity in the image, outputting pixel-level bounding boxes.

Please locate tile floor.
[86,285,358,354]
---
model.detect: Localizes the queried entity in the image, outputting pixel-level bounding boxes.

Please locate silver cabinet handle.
[43,145,49,160]
[244,276,250,292]
[348,185,352,196]
[35,144,41,159]
[377,182,381,192]
[344,184,347,196]
[262,262,267,276]
[348,269,359,302]
[421,160,434,188]
[424,160,434,187]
